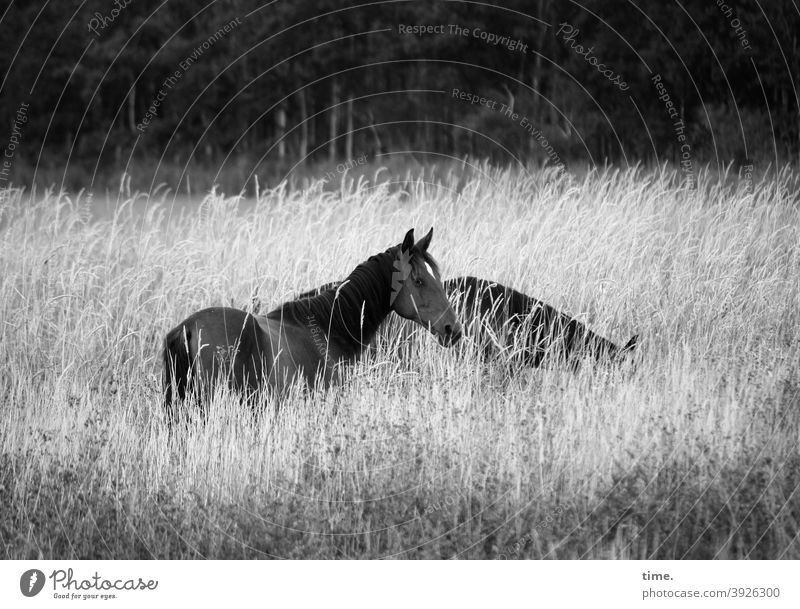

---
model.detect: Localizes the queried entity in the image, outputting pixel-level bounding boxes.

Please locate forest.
[0,0,797,191]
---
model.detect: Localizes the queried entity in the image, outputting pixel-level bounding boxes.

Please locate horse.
[162,228,461,420]
[445,276,637,367]
[295,276,638,368]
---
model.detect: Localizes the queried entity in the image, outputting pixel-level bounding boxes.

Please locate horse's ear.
[415,227,433,252]
[401,228,415,252]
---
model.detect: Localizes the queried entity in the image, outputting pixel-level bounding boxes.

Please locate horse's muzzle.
[437,322,463,347]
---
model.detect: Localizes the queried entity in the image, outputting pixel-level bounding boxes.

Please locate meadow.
[0,163,798,559]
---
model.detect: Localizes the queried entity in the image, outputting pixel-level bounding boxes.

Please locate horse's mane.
[295,249,439,300]
[295,281,342,300]
[445,276,535,315]
[270,246,440,351]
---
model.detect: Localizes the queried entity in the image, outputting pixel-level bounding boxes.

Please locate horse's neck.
[326,251,394,353]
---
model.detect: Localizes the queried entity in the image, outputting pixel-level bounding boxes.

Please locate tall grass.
[1,163,798,559]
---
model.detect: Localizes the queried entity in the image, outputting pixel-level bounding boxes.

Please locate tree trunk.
[345,95,354,160]
[127,86,136,133]
[531,0,545,125]
[367,109,382,158]
[276,106,287,160]
[298,89,308,161]
[329,80,340,162]
[309,109,316,158]
[502,84,515,114]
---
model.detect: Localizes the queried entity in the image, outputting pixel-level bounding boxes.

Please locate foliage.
[0,1,797,192]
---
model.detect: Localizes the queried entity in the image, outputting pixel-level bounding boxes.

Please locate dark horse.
[296,276,637,367]
[163,228,461,418]
[445,276,637,366]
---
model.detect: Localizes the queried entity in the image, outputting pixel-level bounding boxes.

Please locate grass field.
[1,163,798,559]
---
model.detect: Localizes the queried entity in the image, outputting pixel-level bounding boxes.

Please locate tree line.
[0,0,797,188]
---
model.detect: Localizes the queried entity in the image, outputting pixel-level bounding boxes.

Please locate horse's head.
[390,228,462,347]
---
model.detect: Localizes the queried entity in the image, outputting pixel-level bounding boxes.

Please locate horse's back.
[445,276,530,360]
[163,307,270,406]
[444,276,629,367]
[177,306,267,360]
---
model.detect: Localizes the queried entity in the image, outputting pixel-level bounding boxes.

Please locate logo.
[20,569,46,597]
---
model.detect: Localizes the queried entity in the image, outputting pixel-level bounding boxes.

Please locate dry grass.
[1,162,799,559]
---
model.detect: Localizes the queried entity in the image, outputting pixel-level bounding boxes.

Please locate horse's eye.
[414,277,424,287]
